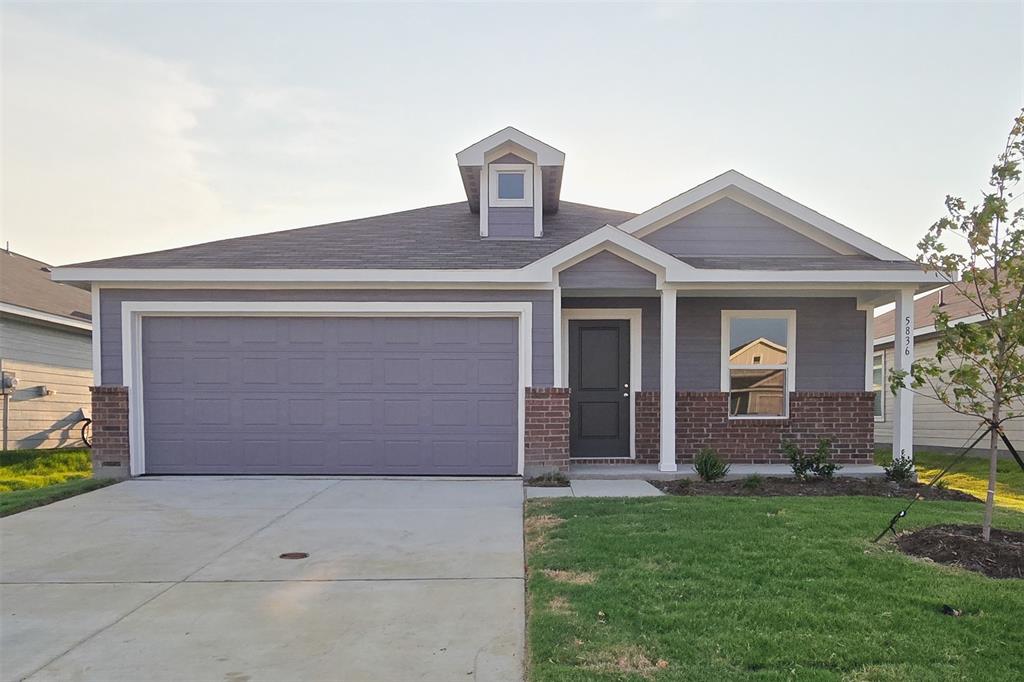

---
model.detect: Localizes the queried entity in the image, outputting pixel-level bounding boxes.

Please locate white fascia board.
[618,169,911,262]
[50,264,942,289]
[670,268,945,285]
[51,267,556,285]
[0,301,92,330]
[456,126,565,166]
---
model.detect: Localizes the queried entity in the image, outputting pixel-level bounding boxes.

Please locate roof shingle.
[63,201,637,270]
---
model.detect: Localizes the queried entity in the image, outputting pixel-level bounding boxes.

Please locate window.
[721,311,796,418]
[497,172,525,199]
[488,163,533,207]
[873,351,885,421]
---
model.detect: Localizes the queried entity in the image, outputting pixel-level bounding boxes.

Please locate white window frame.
[872,350,886,422]
[720,309,796,419]
[489,163,533,207]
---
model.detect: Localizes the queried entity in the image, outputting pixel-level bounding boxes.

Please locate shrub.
[783,439,842,481]
[813,439,841,480]
[693,448,730,482]
[741,474,763,490]
[884,455,915,483]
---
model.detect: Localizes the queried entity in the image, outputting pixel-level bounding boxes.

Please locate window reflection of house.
[727,337,788,416]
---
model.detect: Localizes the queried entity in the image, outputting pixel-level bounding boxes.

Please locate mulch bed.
[895,524,1024,579]
[649,477,981,502]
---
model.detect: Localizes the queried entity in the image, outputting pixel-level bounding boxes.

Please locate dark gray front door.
[141,316,518,475]
[568,320,630,458]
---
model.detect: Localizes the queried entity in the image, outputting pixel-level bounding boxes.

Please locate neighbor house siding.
[677,297,866,391]
[558,252,657,289]
[0,318,93,449]
[642,198,841,257]
[98,289,554,388]
[874,340,1024,453]
[0,359,92,449]
[0,317,91,369]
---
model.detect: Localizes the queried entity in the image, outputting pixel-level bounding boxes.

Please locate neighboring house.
[52,127,939,478]
[1,250,93,450]
[873,284,1024,454]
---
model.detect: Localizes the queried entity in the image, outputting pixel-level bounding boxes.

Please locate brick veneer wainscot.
[675,391,875,464]
[633,390,661,465]
[524,387,570,474]
[89,386,130,479]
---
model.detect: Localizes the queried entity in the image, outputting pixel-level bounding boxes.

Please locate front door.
[568,319,630,458]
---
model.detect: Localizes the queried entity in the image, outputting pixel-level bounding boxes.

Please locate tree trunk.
[982,401,1001,542]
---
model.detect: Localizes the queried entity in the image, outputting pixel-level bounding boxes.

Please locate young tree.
[892,110,1024,542]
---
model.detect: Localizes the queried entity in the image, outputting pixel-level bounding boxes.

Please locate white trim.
[872,350,886,423]
[617,169,911,262]
[92,286,102,380]
[873,312,989,346]
[859,302,874,392]
[479,167,489,237]
[560,308,642,460]
[50,264,945,287]
[0,301,92,331]
[720,309,796,419]
[659,289,677,472]
[488,163,533,207]
[456,126,565,167]
[551,286,562,387]
[533,163,543,237]
[120,300,532,477]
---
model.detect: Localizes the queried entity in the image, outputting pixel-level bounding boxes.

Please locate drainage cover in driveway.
[278,552,309,560]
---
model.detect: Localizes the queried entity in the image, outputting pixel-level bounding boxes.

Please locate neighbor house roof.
[873,281,1015,341]
[61,201,636,270]
[0,250,91,329]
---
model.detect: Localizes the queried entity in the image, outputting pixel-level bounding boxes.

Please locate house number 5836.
[903,316,912,356]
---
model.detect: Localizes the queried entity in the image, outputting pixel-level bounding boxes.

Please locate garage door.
[140,316,519,475]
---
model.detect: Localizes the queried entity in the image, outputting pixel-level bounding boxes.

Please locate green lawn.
[875,449,1024,512]
[526,496,1024,681]
[0,448,115,516]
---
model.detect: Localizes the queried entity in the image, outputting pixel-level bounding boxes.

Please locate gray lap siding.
[98,289,554,388]
[563,296,867,392]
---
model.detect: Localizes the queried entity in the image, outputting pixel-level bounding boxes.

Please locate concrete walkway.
[0,478,525,682]
[526,479,664,498]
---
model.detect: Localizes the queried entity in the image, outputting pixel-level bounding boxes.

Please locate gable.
[642,198,841,257]
[558,251,657,289]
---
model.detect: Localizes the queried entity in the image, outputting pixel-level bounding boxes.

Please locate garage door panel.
[141,316,518,475]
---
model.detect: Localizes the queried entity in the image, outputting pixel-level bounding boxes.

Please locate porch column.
[552,286,563,387]
[659,288,678,472]
[893,287,915,463]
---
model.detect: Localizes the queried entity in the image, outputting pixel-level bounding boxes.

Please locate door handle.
[623,392,629,397]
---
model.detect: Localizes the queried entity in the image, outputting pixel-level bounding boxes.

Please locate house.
[1,250,93,450]
[873,284,1023,455]
[51,127,940,478]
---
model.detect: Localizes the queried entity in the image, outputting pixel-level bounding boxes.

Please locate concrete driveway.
[0,478,525,682]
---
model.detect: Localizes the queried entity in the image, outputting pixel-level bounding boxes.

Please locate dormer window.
[490,164,533,207]
[456,127,565,238]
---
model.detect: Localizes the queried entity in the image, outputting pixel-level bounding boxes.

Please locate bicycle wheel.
[81,418,93,447]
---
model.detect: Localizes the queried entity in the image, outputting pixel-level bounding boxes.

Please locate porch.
[524,273,921,477]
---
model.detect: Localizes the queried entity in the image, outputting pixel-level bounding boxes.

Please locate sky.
[1,1,1021,267]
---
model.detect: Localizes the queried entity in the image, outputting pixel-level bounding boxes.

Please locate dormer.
[456,127,565,239]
